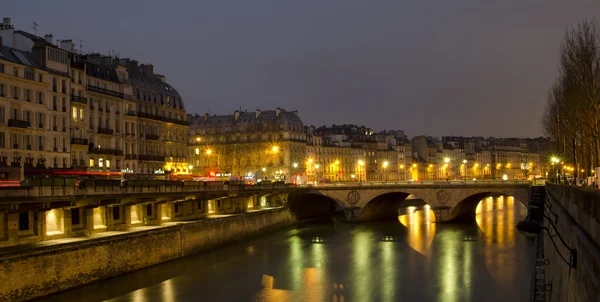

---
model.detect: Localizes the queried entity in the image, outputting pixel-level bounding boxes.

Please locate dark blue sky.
[4,1,599,137]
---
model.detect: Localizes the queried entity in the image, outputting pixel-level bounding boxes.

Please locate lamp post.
[335,160,341,182]
[399,164,405,181]
[205,148,220,176]
[462,159,468,181]
[358,160,365,182]
[443,157,450,180]
[292,162,298,184]
[382,161,389,181]
[306,158,314,184]
[314,164,320,185]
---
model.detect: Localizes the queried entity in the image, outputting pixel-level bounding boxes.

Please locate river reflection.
[39,196,533,302]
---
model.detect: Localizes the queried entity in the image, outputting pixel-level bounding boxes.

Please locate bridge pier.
[344,207,362,223]
[432,206,453,223]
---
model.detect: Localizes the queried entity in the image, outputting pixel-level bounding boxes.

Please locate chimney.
[127,60,139,77]
[60,39,74,52]
[256,109,261,118]
[276,107,281,117]
[204,113,209,121]
[0,18,14,48]
[234,110,240,121]
[141,64,154,82]
[44,34,53,45]
[154,74,166,83]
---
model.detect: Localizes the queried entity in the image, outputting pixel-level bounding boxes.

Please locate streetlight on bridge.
[358,160,365,182]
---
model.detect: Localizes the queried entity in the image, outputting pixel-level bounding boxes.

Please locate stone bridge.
[288,181,531,222]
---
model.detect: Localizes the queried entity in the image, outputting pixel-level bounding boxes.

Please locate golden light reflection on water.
[398,205,437,256]
[476,195,528,291]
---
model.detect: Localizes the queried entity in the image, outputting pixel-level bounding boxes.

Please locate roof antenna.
[32,21,39,36]
[76,39,84,54]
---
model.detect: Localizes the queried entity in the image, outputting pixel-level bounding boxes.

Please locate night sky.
[4,1,599,137]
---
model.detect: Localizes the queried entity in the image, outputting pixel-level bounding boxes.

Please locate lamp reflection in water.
[398,204,437,256]
[476,195,528,291]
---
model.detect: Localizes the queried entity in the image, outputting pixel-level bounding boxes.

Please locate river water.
[39,196,534,302]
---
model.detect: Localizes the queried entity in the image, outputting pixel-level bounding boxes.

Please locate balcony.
[164,117,189,126]
[125,154,137,160]
[137,111,162,121]
[138,154,165,161]
[97,128,114,135]
[90,148,123,156]
[71,95,88,104]
[8,119,31,129]
[71,138,88,145]
[86,85,125,99]
[125,111,137,117]
[145,134,160,140]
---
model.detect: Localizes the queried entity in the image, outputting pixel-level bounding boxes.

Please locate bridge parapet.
[301,182,531,222]
[0,183,296,202]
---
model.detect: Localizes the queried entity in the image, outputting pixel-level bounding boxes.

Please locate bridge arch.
[451,191,529,222]
[286,193,345,220]
[358,192,434,222]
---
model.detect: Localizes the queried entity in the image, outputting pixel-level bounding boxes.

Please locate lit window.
[195,148,199,155]
[106,159,110,168]
[89,159,95,167]
[99,158,104,167]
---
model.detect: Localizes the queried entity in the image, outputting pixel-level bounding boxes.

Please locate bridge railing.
[309,180,531,187]
[0,183,296,198]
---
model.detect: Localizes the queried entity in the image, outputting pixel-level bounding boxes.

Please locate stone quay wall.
[0,208,296,302]
[545,184,600,302]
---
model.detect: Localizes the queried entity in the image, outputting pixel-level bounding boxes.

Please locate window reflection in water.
[398,204,437,256]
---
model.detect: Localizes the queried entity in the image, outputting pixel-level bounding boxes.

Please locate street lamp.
[358,160,365,182]
[382,161,389,181]
[400,164,405,180]
[315,164,320,185]
[462,159,468,181]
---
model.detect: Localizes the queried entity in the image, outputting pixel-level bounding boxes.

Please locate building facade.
[0,18,188,177]
[189,108,306,182]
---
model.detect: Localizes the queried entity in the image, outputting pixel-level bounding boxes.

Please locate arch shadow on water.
[359,192,436,223]
[287,193,345,221]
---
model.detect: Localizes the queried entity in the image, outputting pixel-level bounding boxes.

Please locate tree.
[542,18,600,178]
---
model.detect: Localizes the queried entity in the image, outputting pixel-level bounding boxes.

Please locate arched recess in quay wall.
[450,191,529,222]
[358,192,433,222]
[286,193,345,220]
